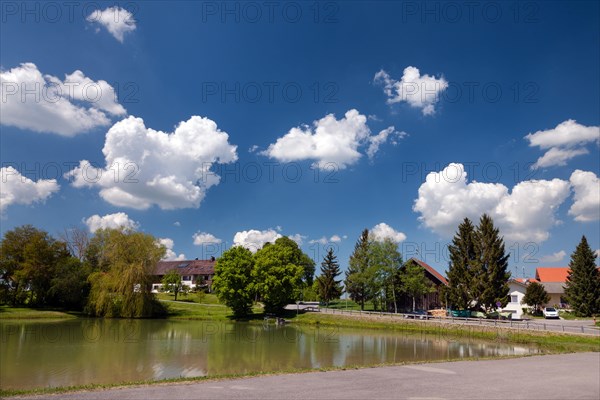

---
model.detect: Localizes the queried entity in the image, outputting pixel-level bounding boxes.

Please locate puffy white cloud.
[87,6,136,43]
[289,234,306,246]
[568,170,600,222]
[525,120,599,169]
[0,63,125,136]
[330,235,342,243]
[84,212,138,233]
[66,115,238,210]
[0,166,60,214]
[370,223,407,243]
[540,250,566,263]
[413,163,571,242]
[595,249,600,258]
[374,67,448,115]
[262,109,397,170]
[193,232,222,246]
[531,147,589,169]
[310,235,343,245]
[233,229,282,252]
[158,238,186,261]
[366,127,407,160]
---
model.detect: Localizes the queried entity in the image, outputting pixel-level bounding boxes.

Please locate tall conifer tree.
[316,248,343,305]
[345,229,371,310]
[472,214,510,311]
[446,218,476,309]
[564,236,600,317]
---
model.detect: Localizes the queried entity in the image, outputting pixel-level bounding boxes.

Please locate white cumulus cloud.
[66,115,238,210]
[0,167,60,214]
[0,63,125,136]
[262,109,398,170]
[370,222,407,243]
[540,250,567,263]
[87,6,136,43]
[233,229,282,253]
[84,212,138,233]
[158,238,186,261]
[193,232,223,246]
[413,163,571,242]
[374,66,448,115]
[568,170,600,222]
[525,120,599,169]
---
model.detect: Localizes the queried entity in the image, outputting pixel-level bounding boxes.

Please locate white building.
[500,279,528,319]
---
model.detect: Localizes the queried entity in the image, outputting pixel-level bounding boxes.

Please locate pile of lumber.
[428,309,447,318]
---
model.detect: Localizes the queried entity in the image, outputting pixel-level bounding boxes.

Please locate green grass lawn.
[0,305,77,319]
[326,299,378,311]
[158,293,264,321]
[559,311,596,320]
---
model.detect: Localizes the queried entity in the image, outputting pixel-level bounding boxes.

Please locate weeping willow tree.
[86,229,166,318]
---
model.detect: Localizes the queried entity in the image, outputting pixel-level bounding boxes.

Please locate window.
[510,295,518,303]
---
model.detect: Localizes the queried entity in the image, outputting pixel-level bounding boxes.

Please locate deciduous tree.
[212,246,255,317]
[345,229,371,310]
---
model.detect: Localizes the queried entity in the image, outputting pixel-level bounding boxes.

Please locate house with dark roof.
[151,258,216,293]
[396,258,448,311]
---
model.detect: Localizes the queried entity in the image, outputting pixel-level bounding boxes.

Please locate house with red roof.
[534,267,571,308]
[151,258,216,293]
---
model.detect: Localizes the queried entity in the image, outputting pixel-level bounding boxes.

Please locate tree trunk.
[412,296,415,312]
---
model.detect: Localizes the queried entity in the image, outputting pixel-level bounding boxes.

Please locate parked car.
[404,310,429,319]
[543,307,560,319]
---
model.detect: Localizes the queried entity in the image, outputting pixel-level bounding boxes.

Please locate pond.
[0,319,540,390]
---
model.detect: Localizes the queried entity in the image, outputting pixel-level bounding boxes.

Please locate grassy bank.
[0,305,78,320]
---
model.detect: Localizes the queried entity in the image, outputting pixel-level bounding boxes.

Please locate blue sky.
[1,1,599,278]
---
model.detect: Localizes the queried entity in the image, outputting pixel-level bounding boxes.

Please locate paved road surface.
[13,353,600,400]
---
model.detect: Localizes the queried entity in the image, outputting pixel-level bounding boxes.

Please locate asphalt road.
[13,353,600,400]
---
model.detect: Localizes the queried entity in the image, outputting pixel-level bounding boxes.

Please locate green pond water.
[0,319,540,390]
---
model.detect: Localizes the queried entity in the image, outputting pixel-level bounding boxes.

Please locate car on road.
[543,307,560,319]
[404,310,429,319]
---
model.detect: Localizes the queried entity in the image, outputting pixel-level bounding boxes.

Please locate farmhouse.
[534,267,570,308]
[151,258,216,293]
[396,258,448,311]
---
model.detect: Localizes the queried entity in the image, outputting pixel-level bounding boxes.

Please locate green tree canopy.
[400,261,435,312]
[162,269,183,301]
[86,228,166,318]
[564,236,600,317]
[253,237,305,313]
[0,225,75,307]
[212,246,255,317]
[316,248,343,305]
[345,229,371,310]
[369,238,403,313]
[522,281,550,314]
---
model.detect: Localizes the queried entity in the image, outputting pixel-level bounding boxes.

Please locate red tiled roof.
[154,259,215,276]
[535,266,600,283]
[535,267,570,282]
[408,258,448,285]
